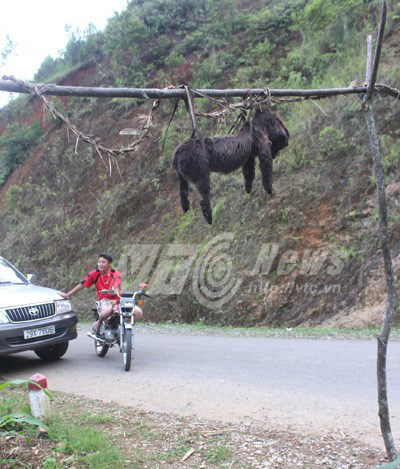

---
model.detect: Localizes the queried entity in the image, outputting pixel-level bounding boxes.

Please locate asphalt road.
[2,330,400,448]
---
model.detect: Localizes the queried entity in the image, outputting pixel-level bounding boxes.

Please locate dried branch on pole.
[1,73,398,170]
[1,76,160,172]
[1,76,399,101]
[0,67,398,168]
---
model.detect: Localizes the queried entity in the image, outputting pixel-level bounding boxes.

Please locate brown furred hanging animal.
[172,106,289,224]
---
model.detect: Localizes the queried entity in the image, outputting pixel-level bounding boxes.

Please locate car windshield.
[0,258,27,284]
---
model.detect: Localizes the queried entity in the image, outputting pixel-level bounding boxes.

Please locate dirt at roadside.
[0,391,387,469]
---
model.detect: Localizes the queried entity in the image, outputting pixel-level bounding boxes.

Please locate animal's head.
[253,107,290,158]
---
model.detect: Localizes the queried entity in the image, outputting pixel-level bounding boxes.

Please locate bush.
[102,10,154,86]
[165,50,185,68]
[34,56,59,82]
[192,54,224,87]
[286,0,374,85]
[0,120,42,185]
[319,125,348,158]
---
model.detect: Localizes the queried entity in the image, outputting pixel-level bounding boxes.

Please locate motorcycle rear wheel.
[95,323,109,357]
[122,327,132,371]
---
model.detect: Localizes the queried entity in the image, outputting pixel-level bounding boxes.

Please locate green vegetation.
[132,321,400,339]
[0,383,124,469]
[1,36,14,67]
[8,0,400,93]
[0,0,399,327]
[32,0,390,90]
[319,126,348,159]
[34,25,103,82]
[46,421,124,469]
[0,380,48,434]
[205,442,230,463]
[0,385,247,468]
[0,120,42,185]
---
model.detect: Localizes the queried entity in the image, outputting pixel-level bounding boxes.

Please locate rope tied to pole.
[2,75,161,173]
[183,85,198,139]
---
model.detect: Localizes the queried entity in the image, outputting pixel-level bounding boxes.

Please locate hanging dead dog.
[173,106,290,224]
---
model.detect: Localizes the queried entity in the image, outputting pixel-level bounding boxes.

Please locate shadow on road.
[0,353,70,375]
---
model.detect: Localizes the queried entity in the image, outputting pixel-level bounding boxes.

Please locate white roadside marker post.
[28,373,51,435]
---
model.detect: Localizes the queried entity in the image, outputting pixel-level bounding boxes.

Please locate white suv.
[0,256,77,360]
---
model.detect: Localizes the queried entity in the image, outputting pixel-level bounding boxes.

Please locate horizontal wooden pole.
[0,79,369,100]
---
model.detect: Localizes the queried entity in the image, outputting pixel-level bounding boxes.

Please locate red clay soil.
[295,203,332,249]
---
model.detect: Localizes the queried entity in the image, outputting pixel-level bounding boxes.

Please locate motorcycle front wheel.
[122,327,132,371]
[95,323,109,357]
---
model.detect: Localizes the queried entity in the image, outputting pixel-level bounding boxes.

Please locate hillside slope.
[0,0,399,327]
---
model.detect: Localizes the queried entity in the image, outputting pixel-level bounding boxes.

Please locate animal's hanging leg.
[242,157,255,194]
[259,152,274,195]
[178,173,190,212]
[196,175,212,225]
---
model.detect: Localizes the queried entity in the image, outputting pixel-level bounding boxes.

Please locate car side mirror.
[27,273,37,284]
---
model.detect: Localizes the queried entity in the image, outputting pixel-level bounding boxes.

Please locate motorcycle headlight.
[55,299,72,315]
[0,309,10,324]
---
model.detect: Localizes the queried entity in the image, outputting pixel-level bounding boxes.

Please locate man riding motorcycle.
[58,253,143,335]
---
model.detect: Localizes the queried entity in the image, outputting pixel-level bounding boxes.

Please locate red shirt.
[82,269,121,300]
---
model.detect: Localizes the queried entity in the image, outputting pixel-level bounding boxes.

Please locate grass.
[0,377,386,468]
[74,413,114,426]
[205,441,230,464]
[77,319,400,341]
[0,386,236,469]
[0,385,125,469]
[0,386,34,435]
[158,442,190,460]
[77,321,400,340]
[134,421,158,441]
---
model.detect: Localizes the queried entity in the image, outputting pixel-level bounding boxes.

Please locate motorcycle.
[87,283,149,371]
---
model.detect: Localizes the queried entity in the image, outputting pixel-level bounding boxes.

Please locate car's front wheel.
[34,341,69,361]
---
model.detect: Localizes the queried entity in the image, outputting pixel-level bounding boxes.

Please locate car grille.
[5,303,55,322]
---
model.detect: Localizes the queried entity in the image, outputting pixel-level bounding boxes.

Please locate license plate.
[24,325,55,340]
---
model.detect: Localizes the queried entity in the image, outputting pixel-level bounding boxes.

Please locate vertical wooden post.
[363,1,397,461]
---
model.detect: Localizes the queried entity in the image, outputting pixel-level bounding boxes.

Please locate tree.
[1,35,14,66]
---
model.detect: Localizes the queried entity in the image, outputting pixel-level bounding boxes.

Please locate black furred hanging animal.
[172,106,289,224]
